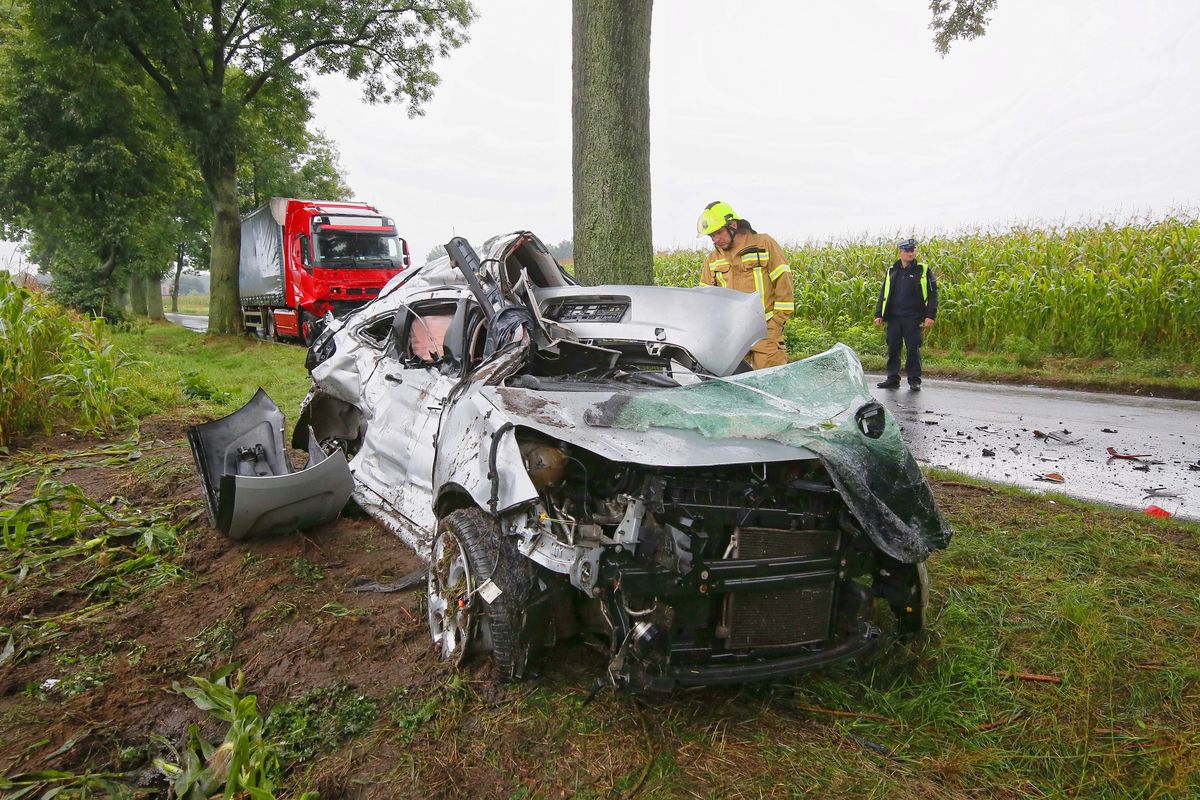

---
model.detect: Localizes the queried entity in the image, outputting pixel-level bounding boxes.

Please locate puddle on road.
[871,380,1200,521]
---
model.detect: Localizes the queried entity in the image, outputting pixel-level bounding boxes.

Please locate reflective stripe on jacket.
[875,260,938,320]
[699,232,794,354]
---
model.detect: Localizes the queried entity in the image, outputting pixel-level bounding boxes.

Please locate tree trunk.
[147,275,165,320]
[171,243,184,313]
[129,273,149,317]
[109,283,127,313]
[205,155,243,335]
[572,0,654,285]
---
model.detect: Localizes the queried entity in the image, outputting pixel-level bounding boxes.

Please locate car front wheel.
[427,508,534,679]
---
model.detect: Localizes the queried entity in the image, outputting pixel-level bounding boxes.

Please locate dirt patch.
[0,414,438,795]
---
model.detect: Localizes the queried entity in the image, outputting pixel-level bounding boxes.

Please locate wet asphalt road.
[869,376,1200,521]
[164,312,208,332]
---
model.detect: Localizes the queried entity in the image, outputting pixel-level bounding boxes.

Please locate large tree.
[570,1,997,286]
[45,0,475,334]
[571,0,653,286]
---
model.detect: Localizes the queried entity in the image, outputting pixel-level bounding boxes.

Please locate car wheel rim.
[428,528,473,663]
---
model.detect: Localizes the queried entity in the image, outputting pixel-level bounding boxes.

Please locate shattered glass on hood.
[586,344,952,562]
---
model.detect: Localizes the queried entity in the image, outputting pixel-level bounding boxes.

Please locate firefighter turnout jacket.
[699,232,794,369]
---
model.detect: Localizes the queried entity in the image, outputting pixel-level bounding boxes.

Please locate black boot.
[876,377,900,389]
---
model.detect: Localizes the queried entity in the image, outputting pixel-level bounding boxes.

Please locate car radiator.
[723,526,840,650]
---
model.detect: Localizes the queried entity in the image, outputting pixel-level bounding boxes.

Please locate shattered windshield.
[586,344,953,562]
[317,231,403,268]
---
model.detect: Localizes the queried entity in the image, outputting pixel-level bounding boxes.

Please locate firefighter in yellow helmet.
[697,201,794,369]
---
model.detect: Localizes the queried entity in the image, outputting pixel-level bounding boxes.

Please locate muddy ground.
[0,417,484,797]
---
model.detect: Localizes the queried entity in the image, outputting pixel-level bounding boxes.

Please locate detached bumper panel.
[187,387,353,540]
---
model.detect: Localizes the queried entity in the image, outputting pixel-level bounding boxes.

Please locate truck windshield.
[316,231,403,268]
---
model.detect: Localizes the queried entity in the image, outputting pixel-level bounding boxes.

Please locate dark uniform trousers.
[885,316,924,384]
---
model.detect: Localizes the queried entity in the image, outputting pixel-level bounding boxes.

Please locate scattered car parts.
[187,388,353,540]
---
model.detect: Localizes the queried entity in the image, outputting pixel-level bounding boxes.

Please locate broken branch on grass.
[1002,671,1061,684]
[791,705,898,724]
[977,709,1026,731]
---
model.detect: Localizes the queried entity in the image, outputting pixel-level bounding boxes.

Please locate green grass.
[172,293,210,316]
[111,321,310,422]
[265,683,378,763]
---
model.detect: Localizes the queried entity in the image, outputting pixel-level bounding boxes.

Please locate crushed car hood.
[495,345,952,563]
[487,383,816,467]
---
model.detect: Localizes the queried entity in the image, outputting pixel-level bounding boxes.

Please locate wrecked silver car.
[286,231,951,692]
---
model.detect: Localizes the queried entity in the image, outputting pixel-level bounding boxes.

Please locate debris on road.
[1034,473,1066,483]
[1034,430,1083,445]
[1142,487,1181,500]
[1106,447,1152,460]
[982,448,995,457]
[1102,428,1118,434]
[1144,505,1172,518]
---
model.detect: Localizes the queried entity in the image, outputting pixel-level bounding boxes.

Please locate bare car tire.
[427,508,535,680]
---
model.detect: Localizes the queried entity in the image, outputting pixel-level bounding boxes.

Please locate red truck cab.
[240,198,410,343]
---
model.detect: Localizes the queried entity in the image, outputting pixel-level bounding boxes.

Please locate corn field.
[656,215,1200,362]
[0,274,138,447]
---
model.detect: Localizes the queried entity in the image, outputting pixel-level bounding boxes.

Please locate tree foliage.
[0,2,187,316]
[929,0,998,56]
[45,0,476,333]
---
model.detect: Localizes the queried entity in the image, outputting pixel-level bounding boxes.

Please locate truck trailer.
[239,197,410,343]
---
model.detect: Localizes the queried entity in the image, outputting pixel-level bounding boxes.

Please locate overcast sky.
[3,0,1198,273]
[304,0,1200,258]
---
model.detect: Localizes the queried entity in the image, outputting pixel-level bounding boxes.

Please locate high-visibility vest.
[882,262,929,308]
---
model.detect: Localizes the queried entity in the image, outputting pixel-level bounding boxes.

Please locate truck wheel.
[427,508,534,680]
[299,310,316,346]
[263,309,276,341]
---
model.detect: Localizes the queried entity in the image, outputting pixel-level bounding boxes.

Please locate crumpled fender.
[187,388,353,540]
[433,390,538,515]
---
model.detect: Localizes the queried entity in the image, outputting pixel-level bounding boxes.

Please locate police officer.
[874,238,938,391]
[696,201,794,370]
